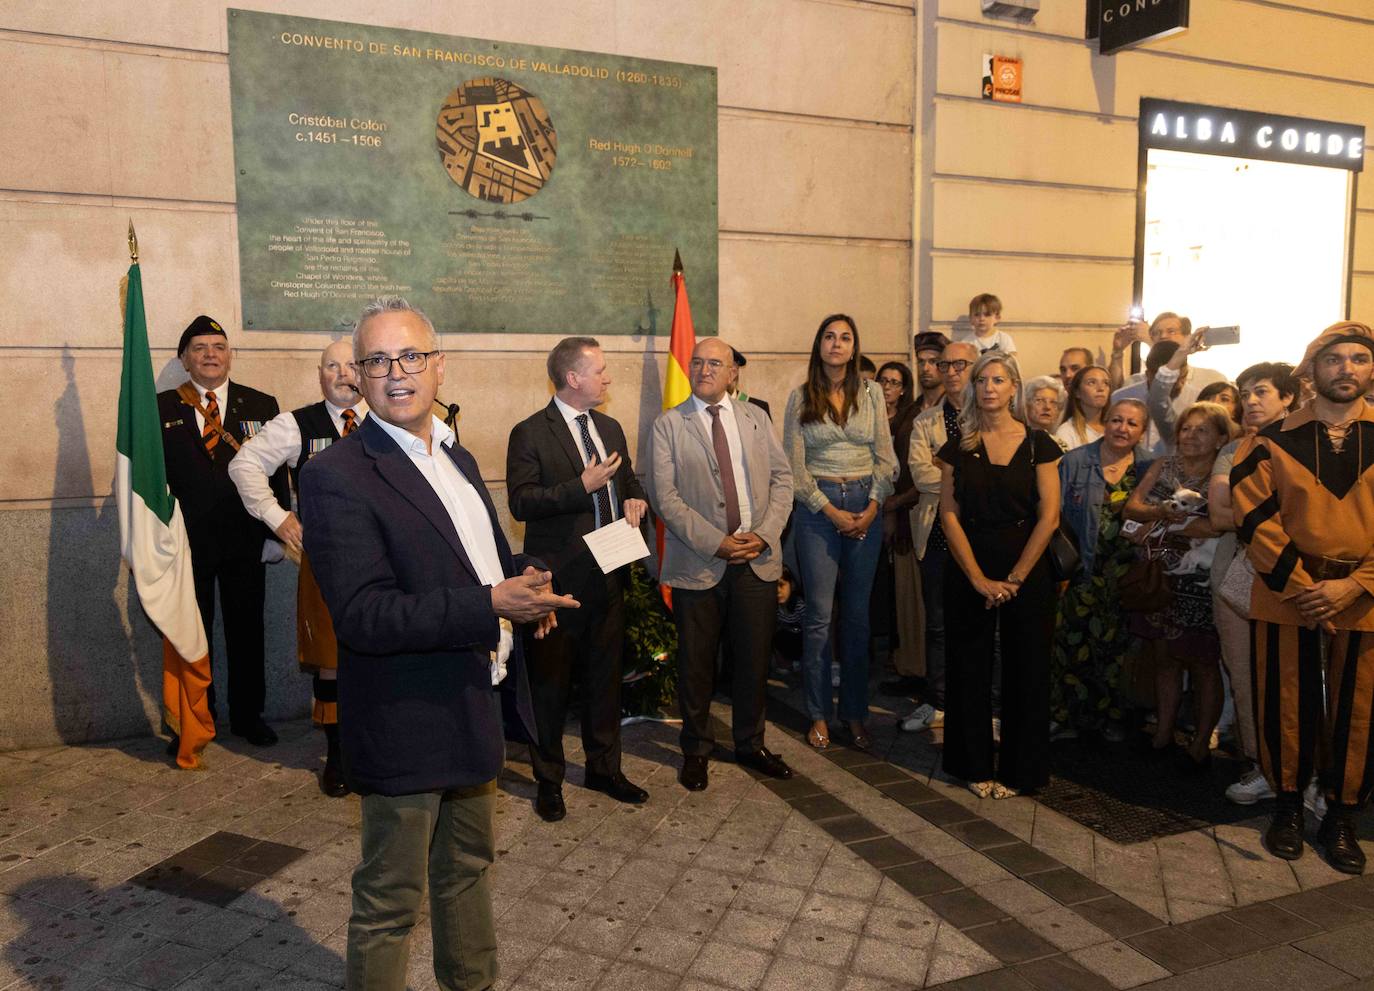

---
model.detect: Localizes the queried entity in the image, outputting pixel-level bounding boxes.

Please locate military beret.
[177,315,226,356]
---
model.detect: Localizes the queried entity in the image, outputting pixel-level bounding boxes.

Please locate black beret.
[177,315,226,356]
[730,347,747,367]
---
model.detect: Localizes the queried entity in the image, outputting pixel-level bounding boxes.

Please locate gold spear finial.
[127,220,139,264]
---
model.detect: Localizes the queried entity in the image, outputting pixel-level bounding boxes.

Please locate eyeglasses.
[877,377,904,387]
[357,350,438,378]
[689,357,726,371]
[937,360,972,373]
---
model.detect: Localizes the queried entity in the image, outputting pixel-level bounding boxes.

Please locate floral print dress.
[1051,465,1139,733]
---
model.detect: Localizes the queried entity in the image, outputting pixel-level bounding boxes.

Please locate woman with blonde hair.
[937,352,1062,798]
[1123,402,1236,769]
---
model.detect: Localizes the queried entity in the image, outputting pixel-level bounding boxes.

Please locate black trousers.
[190,550,267,728]
[526,573,624,786]
[672,565,778,758]
[943,535,1053,792]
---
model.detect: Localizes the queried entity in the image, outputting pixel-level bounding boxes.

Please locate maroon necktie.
[708,405,741,535]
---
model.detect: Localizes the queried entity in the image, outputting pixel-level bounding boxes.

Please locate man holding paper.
[649,338,796,791]
[507,337,652,821]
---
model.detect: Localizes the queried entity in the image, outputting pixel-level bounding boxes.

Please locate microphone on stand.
[433,397,461,442]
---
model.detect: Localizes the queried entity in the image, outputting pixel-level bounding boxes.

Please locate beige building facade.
[0,0,1369,747]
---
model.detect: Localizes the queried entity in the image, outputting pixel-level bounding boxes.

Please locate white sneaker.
[901,703,944,732]
[1303,777,1327,819]
[1225,766,1276,805]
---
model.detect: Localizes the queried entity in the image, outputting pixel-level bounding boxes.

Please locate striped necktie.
[203,391,221,453]
[575,413,614,526]
[341,408,357,435]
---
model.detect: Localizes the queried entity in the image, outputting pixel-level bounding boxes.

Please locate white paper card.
[582,518,650,574]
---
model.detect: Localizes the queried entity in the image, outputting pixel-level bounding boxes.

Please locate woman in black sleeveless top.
[936,353,1063,798]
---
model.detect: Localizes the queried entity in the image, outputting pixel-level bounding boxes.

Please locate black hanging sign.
[1091,0,1189,55]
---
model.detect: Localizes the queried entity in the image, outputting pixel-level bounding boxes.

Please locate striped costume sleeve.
[1231,434,1312,599]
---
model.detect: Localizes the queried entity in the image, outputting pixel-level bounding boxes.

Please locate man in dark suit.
[728,347,771,420]
[158,315,288,746]
[507,336,651,822]
[300,297,573,990]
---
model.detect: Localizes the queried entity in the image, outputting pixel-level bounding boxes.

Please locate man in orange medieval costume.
[1232,321,1374,874]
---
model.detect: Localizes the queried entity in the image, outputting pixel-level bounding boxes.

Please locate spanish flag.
[657,250,696,606]
[116,227,215,769]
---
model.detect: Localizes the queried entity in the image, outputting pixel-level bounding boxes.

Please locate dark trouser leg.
[1252,621,1323,796]
[1326,631,1374,808]
[724,567,778,753]
[218,557,267,727]
[429,782,499,991]
[674,583,725,759]
[996,567,1054,792]
[578,574,625,779]
[526,626,575,787]
[919,547,949,709]
[942,565,995,783]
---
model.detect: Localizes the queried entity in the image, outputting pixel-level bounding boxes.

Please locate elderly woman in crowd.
[1123,402,1236,768]
[1024,374,1067,444]
[1051,398,1150,741]
[1055,365,1112,451]
[938,353,1062,798]
[783,314,897,751]
[1208,363,1299,805]
[875,360,926,686]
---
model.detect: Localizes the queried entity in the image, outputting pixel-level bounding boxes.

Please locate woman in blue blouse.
[783,314,898,750]
[1051,398,1150,741]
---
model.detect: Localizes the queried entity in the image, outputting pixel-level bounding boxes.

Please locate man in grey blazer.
[649,338,795,791]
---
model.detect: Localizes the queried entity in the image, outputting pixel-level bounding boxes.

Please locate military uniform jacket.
[157,381,288,564]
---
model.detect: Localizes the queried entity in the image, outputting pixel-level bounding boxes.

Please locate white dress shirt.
[552,394,619,525]
[372,414,512,684]
[690,393,753,533]
[229,400,367,531]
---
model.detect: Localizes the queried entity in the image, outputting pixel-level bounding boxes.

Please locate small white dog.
[1161,487,1216,574]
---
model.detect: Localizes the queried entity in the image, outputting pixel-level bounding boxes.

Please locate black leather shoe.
[1317,810,1366,875]
[535,784,566,822]
[231,720,278,747]
[679,756,709,792]
[736,747,793,780]
[1264,806,1306,861]
[319,755,348,798]
[585,772,649,804]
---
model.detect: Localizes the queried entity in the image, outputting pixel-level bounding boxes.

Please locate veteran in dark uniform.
[158,314,288,745]
[230,339,365,791]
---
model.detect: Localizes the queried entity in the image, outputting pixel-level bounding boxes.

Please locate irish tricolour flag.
[117,257,215,769]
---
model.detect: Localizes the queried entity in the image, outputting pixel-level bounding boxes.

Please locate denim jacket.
[1058,439,1150,578]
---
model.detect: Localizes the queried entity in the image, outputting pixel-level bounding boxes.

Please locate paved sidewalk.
[2,704,1373,991]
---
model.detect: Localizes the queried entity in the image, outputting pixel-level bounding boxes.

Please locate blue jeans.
[794,478,883,722]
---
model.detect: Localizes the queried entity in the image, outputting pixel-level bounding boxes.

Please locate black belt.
[1300,553,1359,581]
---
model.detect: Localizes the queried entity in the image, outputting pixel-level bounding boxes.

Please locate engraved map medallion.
[436,77,558,204]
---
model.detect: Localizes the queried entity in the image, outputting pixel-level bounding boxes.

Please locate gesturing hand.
[581,451,621,493]
[492,567,580,623]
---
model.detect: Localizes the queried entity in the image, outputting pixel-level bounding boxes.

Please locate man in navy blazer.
[300,297,575,991]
